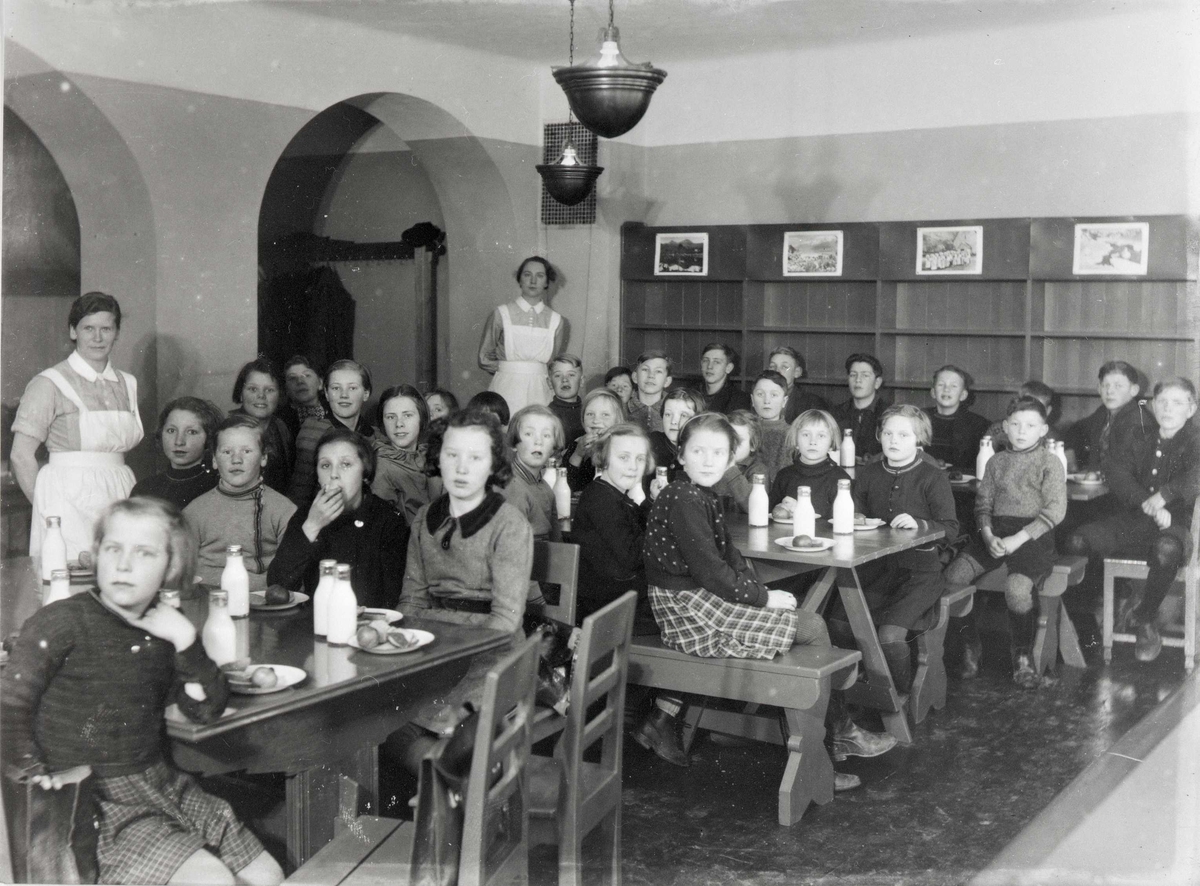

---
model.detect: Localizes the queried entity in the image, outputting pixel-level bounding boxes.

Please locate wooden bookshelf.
[620,216,1199,423]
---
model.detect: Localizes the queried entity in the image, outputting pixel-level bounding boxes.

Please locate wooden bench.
[626,638,860,826]
[974,555,1088,675]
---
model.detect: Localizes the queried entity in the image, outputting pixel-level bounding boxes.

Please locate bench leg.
[1057,606,1086,669]
[680,705,705,754]
[1031,594,1060,676]
[909,607,949,725]
[778,708,834,827]
[1103,568,1116,664]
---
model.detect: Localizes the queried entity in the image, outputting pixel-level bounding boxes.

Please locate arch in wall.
[3,43,158,439]
[259,91,525,395]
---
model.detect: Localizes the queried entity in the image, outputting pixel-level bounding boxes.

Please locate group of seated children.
[6,323,1195,884]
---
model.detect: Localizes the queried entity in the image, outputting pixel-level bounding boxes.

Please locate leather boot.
[834,772,862,792]
[634,707,690,767]
[826,693,897,761]
[1009,609,1038,689]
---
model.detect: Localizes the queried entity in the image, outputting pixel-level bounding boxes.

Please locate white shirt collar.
[515,295,545,314]
[68,350,120,383]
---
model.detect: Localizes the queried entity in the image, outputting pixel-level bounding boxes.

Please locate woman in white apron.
[477,256,570,415]
[10,292,144,562]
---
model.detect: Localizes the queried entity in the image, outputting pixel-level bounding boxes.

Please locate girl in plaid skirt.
[1,498,282,885]
[638,413,895,776]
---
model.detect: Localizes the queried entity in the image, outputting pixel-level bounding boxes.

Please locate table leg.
[800,567,837,614]
[285,745,378,871]
[836,566,912,745]
[779,708,834,826]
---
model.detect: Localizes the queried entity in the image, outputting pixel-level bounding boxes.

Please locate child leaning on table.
[637,412,894,778]
[831,404,959,692]
[944,397,1067,689]
[0,497,283,886]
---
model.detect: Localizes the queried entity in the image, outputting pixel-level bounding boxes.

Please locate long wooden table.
[0,558,507,871]
[729,519,945,744]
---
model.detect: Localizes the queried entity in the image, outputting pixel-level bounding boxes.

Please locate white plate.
[349,628,435,655]
[225,664,307,695]
[1068,474,1105,486]
[949,473,976,485]
[249,591,309,611]
[825,517,886,531]
[358,608,403,624]
[774,536,836,553]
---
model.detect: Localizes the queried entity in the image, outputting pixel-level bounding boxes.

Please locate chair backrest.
[458,633,541,886]
[1189,497,1200,571]
[556,591,637,824]
[532,541,580,625]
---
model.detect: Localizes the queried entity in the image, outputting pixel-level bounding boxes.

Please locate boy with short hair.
[1063,360,1148,472]
[628,350,673,434]
[548,353,585,443]
[924,364,992,471]
[830,353,889,461]
[697,342,751,415]
[944,397,1067,687]
[769,346,827,424]
[185,414,297,591]
[1065,378,1199,662]
[604,366,634,406]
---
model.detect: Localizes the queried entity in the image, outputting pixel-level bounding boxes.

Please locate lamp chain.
[608,0,614,28]
[569,0,575,66]
[565,0,576,129]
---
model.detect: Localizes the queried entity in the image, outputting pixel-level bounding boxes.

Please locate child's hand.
[766,589,797,610]
[649,476,667,500]
[1000,533,1027,555]
[985,533,1008,559]
[628,483,646,505]
[129,603,197,652]
[890,513,918,530]
[304,485,344,539]
[1153,508,1172,530]
[29,765,91,791]
[1141,492,1167,516]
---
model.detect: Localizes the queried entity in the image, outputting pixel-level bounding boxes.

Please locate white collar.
[68,350,120,383]
[515,295,545,314]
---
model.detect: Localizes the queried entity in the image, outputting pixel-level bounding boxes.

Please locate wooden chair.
[1102,497,1200,673]
[287,633,542,886]
[530,541,580,744]
[2,764,96,884]
[534,540,580,626]
[528,591,637,886]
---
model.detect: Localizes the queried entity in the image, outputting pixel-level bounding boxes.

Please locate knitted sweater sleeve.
[171,638,231,724]
[1025,453,1067,539]
[398,509,434,617]
[1,606,74,780]
[669,492,767,607]
[484,510,534,634]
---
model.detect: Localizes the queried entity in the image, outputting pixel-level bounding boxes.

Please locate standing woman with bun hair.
[10,291,144,563]
[477,255,570,414]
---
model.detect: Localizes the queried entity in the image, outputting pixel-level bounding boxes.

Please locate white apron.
[29,368,143,562]
[488,303,559,414]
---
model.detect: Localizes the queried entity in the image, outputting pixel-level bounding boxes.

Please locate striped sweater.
[975,444,1066,539]
[184,481,297,591]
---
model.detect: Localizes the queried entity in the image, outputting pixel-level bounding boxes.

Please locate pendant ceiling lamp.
[552,0,667,139]
[537,0,604,206]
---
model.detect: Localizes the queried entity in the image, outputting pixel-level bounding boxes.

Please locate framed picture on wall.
[783,230,843,276]
[1072,222,1149,275]
[654,232,709,276]
[916,225,983,275]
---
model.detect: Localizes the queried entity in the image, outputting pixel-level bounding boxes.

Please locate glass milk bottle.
[832,479,855,535]
[748,474,770,527]
[312,559,338,638]
[41,516,68,582]
[221,544,250,618]
[840,430,856,468]
[326,564,358,647]
[202,589,238,667]
[792,486,816,540]
[544,456,559,490]
[554,463,572,519]
[1054,440,1068,475]
[976,436,994,481]
[44,569,71,606]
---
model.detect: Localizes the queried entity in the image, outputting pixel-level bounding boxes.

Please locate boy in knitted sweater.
[184,415,297,592]
[944,397,1066,688]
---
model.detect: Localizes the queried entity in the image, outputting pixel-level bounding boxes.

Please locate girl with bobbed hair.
[372,384,443,524]
[385,408,534,769]
[269,427,409,608]
[11,291,144,563]
[231,356,294,493]
[477,255,570,414]
[131,397,225,510]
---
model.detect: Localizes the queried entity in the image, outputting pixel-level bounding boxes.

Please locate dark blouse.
[924,407,992,472]
[852,457,959,558]
[783,387,830,425]
[571,478,657,632]
[131,462,219,510]
[269,490,410,608]
[830,396,889,459]
[770,459,851,515]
